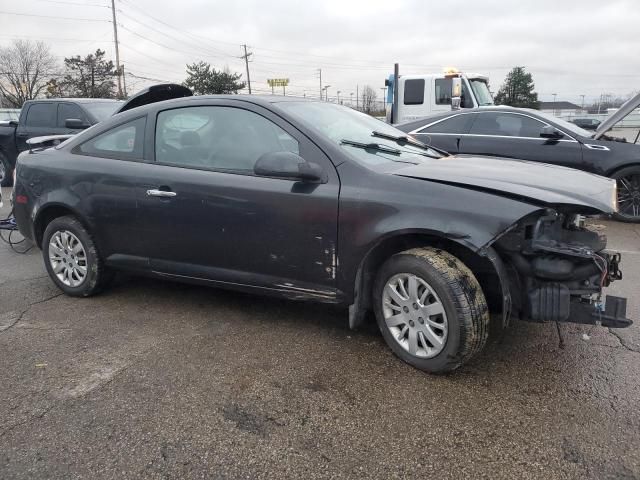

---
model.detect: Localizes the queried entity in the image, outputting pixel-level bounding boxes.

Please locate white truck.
[385,68,493,124]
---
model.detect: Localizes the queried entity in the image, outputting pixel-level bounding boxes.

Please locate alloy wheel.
[381,273,448,358]
[48,230,88,287]
[617,174,640,220]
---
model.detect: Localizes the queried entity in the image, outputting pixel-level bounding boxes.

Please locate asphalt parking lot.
[1,186,639,479]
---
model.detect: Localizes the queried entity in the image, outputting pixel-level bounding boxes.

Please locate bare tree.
[0,40,57,107]
[361,85,377,114]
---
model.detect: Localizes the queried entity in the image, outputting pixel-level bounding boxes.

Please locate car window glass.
[155,106,299,172]
[57,103,86,127]
[470,112,546,137]
[78,117,146,158]
[25,103,56,127]
[434,78,451,105]
[420,114,475,134]
[403,79,425,105]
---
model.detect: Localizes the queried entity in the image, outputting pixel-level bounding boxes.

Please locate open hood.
[392,155,617,213]
[593,91,640,139]
[114,83,193,115]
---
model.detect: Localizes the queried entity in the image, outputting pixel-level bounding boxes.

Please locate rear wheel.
[0,152,12,187]
[42,216,111,296]
[373,247,489,373]
[612,166,640,223]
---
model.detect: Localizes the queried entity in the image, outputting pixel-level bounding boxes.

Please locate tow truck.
[385,67,493,124]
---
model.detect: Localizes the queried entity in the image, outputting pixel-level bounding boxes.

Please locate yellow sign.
[267,78,289,87]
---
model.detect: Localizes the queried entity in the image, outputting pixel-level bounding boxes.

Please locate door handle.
[146,189,177,198]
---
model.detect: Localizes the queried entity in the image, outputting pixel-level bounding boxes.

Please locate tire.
[373,247,489,373]
[611,166,640,223]
[0,152,12,187]
[42,215,111,297]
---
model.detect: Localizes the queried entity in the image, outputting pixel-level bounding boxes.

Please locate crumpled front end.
[492,208,631,329]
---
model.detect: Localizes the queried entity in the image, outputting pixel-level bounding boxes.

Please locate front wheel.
[373,247,489,373]
[612,166,640,223]
[42,215,111,296]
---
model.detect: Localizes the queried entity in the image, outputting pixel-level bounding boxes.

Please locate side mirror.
[540,125,563,139]
[65,118,90,129]
[254,151,327,183]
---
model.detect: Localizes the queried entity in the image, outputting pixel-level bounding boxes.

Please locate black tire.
[0,152,12,187]
[611,166,640,223]
[373,247,489,373]
[42,215,111,297]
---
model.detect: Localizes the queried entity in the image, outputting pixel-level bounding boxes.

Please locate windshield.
[277,101,442,166]
[83,102,123,122]
[532,110,592,137]
[469,79,493,106]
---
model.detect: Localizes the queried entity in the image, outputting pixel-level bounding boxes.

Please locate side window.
[470,112,546,137]
[25,103,56,127]
[403,79,425,105]
[434,78,452,105]
[57,103,86,127]
[155,106,300,172]
[78,117,146,159]
[419,114,475,134]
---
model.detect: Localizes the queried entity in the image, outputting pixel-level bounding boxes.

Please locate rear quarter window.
[77,117,146,160]
[403,79,425,105]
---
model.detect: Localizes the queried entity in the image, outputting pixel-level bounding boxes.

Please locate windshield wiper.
[371,131,425,148]
[340,139,420,164]
[371,131,445,157]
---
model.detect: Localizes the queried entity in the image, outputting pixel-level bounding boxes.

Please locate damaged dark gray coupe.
[12,94,630,373]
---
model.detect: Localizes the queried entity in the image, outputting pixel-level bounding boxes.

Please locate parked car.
[397,93,640,222]
[0,84,191,187]
[570,117,601,130]
[12,94,629,373]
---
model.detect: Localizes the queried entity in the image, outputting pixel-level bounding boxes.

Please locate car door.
[459,111,583,168]
[15,103,64,152]
[137,101,340,296]
[409,113,476,154]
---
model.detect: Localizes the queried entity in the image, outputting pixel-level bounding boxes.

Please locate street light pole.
[552,93,557,116]
[337,90,341,104]
[381,86,387,110]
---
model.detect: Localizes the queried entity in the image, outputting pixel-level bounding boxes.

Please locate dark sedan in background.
[397,99,640,222]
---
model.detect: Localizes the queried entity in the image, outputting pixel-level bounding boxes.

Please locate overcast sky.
[1,0,639,104]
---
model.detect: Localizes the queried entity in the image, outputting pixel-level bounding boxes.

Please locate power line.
[0,10,110,21]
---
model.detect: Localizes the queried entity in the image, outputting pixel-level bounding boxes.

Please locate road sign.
[267,78,289,87]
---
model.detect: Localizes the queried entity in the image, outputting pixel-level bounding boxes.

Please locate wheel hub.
[48,230,88,287]
[382,273,448,359]
[617,174,640,219]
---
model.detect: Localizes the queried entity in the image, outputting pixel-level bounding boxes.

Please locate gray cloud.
[1,0,638,103]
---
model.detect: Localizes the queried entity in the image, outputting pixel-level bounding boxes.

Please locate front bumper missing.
[571,295,632,329]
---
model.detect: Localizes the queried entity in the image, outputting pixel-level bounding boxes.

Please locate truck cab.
[386,70,493,124]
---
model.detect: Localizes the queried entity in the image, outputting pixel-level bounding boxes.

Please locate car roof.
[25,98,123,104]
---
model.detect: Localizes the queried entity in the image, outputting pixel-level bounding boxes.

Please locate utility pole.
[110,0,123,98]
[337,90,341,104]
[318,68,322,100]
[381,86,387,110]
[241,44,253,94]
[580,94,585,111]
[356,85,359,110]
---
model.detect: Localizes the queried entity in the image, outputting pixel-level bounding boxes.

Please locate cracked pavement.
[1,186,639,479]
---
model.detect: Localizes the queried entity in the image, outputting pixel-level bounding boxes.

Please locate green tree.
[48,49,117,98]
[494,66,539,109]
[183,61,246,95]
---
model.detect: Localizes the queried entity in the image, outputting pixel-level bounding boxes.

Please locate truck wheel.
[373,247,489,373]
[612,166,640,223]
[42,215,111,297]
[0,152,12,187]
